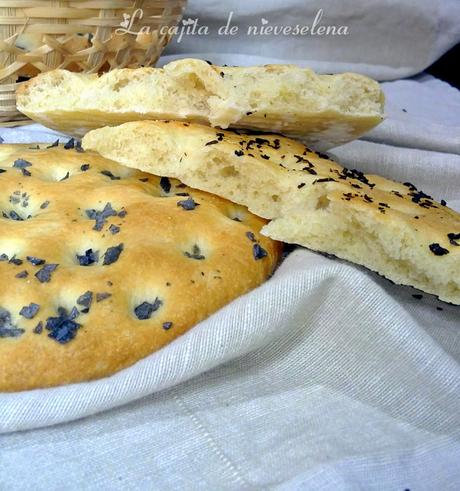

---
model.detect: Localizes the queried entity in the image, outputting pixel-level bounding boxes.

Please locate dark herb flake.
[429,243,449,256]
[103,244,124,265]
[101,170,121,180]
[46,306,81,344]
[19,302,40,319]
[0,307,24,338]
[35,263,58,282]
[184,244,205,260]
[76,249,99,266]
[177,198,199,210]
[134,298,163,320]
[13,159,32,169]
[27,256,45,266]
[64,138,75,149]
[253,243,268,260]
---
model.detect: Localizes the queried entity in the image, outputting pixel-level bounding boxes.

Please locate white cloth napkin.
[0,74,459,489]
[164,0,460,80]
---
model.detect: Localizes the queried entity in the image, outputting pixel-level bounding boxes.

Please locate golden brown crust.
[0,143,281,391]
[83,121,460,304]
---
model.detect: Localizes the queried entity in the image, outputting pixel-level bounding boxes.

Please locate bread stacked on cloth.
[0,143,280,391]
[6,58,458,390]
[82,121,460,306]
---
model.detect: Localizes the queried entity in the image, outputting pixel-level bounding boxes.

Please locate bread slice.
[17,58,384,150]
[83,121,460,305]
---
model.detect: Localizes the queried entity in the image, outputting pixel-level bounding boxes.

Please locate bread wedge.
[17,59,384,150]
[83,121,460,304]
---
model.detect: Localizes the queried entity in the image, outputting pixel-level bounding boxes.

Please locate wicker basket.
[0,0,187,123]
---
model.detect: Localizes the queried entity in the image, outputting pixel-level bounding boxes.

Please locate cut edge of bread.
[17,58,384,148]
[83,121,460,305]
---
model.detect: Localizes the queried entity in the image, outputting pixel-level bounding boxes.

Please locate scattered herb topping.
[13,159,32,169]
[77,248,99,266]
[27,256,45,266]
[163,322,173,330]
[60,171,70,181]
[64,138,75,149]
[35,263,58,282]
[86,202,117,231]
[19,303,40,319]
[205,140,219,146]
[103,244,124,265]
[134,298,163,320]
[403,182,417,192]
[409,190,437,209]
[177,197,199,210]
[184,244,205,260]
[33,321,43,334]
[47,139,59,148]
[75,141,84,152]
[253,243,268,260]
[40,200,50,209]
[315,151,331,160]
[3,210,24,221]
[447,233,460,246]
[46,307,81,344]
[234,150,244,157]
[9,256,23,266]
[429,243,449,256]
[100,170,121,180]
[313,178,336,184]
[109,224,120,235]
[77,291,93,314]
[80,164,90,171]
[339,168,375,188]
[297,182,306,189]
[0,307,24,338]
[15,270,28,278]
[246,231,256,242]
[21,168,31,177]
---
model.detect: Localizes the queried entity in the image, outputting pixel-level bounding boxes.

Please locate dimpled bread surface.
[83,121,460,305]
[16,58,384,150]
[0,143,281,391]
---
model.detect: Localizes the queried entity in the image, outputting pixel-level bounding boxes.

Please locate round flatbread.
[0,142,281,391]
